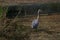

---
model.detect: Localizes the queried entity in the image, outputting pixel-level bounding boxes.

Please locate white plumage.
[32,9,42,29]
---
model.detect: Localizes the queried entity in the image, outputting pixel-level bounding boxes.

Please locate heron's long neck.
[37,13,39,20]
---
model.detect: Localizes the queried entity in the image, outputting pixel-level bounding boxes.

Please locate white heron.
[31,9,42,29]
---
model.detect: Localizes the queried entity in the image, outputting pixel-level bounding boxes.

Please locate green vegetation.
[47,3,60,12]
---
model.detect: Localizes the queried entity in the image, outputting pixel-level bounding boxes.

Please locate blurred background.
[0,0,60,40]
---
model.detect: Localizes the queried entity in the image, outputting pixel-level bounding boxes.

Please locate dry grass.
[0,13,60,40]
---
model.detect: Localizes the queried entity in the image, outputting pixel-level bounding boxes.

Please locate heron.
[31,9,42,29]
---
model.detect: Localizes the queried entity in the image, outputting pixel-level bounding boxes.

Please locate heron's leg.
[32,27,38,32]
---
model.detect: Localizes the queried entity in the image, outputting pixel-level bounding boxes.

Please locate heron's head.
[38,9,42,14]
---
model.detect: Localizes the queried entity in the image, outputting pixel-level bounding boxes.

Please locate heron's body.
[32,9,41,29]
[32,19,39,29]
